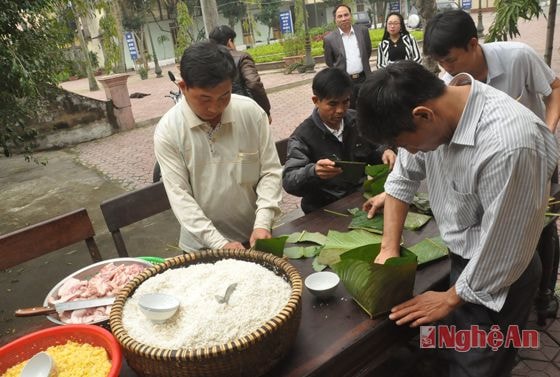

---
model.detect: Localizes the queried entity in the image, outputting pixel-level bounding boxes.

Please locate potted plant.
[137,66,148,80]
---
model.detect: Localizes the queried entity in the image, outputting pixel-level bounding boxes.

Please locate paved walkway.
[27,10,560,376]
[62,64,323,217]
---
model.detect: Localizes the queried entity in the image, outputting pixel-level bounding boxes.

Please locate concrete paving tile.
[513,359,560,377]
[545,321,560,345]
[518,332,560,362]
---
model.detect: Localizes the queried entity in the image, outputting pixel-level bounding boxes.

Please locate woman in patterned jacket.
[376,12,422,69]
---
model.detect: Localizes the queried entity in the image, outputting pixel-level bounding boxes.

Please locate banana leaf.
[363,164,390,198]
[407,236,449,265]
[254,236,288,257]
[347,208,432,232]
[412,192,432,215]
[312,257,327,271]
[284,231,327,245]
[317,229,383,266]
[331,244,418,318]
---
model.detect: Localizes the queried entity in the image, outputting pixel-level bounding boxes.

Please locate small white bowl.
[138,293,180,323]
[305,271,340,299]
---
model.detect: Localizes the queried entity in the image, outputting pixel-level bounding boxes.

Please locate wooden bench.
[100,182,171,257]
[0,208,102,270]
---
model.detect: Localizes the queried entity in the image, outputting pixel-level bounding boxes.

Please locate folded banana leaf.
[363,164,390,199]
[331,244,418,318]
[347,208,432,232]
[317,229,383,266]
[407,236,449,265]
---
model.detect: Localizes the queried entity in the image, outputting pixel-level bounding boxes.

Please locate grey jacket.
[323,25,372,74]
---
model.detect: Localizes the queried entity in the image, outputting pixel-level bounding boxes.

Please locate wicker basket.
[109,249,302,377]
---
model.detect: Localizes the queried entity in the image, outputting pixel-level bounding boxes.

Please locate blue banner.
[125,31,139,62]
[462,0,472,9]
[279,10,294,34]
[389,1,400,12]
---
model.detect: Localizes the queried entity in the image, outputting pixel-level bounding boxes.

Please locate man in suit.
[323,4,372,109]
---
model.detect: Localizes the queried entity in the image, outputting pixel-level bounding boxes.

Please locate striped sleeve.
[405,35,422,64]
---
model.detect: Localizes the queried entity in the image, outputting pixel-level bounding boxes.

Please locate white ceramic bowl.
[138,293,180,323]
[304,271,340,299]
[44,257,153,325]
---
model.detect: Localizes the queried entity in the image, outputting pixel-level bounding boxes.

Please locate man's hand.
[223,241,245,249]
[315,159,342,180]
[382,149,397,169]
[250,228,272,247]
[362,192,387,218]
[389,286,463,327]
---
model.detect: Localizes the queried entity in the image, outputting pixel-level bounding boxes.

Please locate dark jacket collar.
[310,108,357,137]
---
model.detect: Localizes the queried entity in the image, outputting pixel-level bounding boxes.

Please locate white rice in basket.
[122,259,292,350]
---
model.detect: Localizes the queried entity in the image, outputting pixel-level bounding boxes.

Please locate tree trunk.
[417,0,439,74]
[111,2,126,73]
[200,0,219,38]
[74,11,99,91]
[545,0,557,67]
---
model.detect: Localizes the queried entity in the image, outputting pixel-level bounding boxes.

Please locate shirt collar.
[338,26,355,36]
[480,43,504,83]
[323,118,345,140]
[180,97,234,129]
[448,73,484,147]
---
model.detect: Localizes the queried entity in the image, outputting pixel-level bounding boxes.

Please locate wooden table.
[264,191,449,377]
[3,192,450,377]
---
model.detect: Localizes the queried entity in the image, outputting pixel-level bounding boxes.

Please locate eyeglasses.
[387,22,400,26]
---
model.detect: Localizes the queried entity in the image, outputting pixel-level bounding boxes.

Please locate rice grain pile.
[2,341,111,377]
[122,259,291,350]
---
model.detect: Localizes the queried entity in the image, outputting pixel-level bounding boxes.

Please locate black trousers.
[442,252,541,377]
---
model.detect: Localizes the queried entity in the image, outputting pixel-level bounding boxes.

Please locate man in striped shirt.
[422,9,560,325]
[357,61,558,376]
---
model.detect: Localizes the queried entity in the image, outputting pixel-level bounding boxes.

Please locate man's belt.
[349,72,364,80]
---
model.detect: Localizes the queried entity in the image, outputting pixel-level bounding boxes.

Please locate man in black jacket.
[283,68,396,213]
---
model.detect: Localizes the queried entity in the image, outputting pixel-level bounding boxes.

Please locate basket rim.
[109,248,302,360]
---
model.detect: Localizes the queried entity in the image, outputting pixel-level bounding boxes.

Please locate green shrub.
[282,34,305,56]
[248,30,423,63]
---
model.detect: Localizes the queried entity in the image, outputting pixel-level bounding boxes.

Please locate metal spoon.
[20,352,55,377]
[215,283,238,304]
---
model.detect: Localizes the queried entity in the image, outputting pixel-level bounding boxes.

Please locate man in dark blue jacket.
[282,68,396,213]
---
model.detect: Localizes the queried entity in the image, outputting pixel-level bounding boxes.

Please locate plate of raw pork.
[44,258,152,325]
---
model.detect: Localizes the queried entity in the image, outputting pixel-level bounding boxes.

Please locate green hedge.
[249,29,423,64]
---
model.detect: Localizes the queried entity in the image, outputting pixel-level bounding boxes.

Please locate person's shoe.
[535,289,558,326]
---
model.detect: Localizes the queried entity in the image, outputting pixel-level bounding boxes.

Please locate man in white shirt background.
[323,4,372,109]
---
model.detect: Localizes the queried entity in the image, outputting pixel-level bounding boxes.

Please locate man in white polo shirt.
[323,4,372,109]
[154,42,282,252]
[423,10,560,132]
